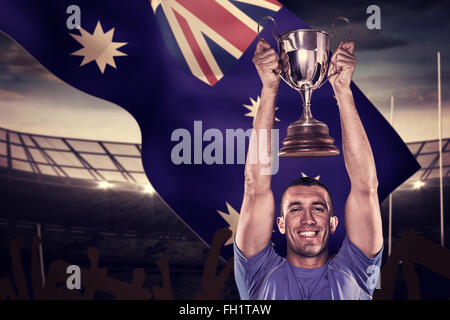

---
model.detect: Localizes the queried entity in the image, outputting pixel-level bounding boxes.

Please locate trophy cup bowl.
[257,16,351,157]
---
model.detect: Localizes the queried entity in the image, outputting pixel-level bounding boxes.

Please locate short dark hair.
[280,177,333,217]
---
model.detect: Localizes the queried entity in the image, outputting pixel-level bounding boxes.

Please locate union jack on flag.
[150,0,282,86]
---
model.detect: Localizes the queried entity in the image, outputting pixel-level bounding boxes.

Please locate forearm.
[336,89,378,191]
[338,88,383,256]
[330,41,383,256]
[244,86,278,193]
[238,86,278,257]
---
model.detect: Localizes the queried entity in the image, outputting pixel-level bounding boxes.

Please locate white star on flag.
[243,96,280,124]
[301,172,321,180]
[217,202,240,246]
[70,21,127,74]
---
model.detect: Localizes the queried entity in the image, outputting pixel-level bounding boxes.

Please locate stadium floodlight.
[98,181,113,189]
[142,184,155,195]
[413,180,425,189]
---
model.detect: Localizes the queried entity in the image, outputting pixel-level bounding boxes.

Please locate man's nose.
[300,209,316,225]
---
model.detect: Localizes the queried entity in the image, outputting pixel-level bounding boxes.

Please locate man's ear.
[277,216,285,234]
[329,216,338,234]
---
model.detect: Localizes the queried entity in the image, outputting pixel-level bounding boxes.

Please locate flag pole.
[438,52,444,247]
[388,96,394,256]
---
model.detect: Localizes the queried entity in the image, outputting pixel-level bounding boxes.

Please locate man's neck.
[286,248,329,269]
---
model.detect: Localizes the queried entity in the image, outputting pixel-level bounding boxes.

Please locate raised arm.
[235,39,280,258]
[329,41,383,258]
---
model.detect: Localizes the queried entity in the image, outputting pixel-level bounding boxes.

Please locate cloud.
[0,88,23,100]
[280,0,450,52]
[282,0,450,25]
[385,102,450,142]
[281,0,371,25]
[277,2,410,52]
[354,66,450,114]
[0,37,60,82]
[0,98,141,143]
[332,24,408,51]
[355,33,408,51]
[358,72,450,84]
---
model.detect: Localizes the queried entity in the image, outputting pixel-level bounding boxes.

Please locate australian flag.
[0,0,419,260]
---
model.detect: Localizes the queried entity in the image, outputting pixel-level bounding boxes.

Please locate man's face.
[277,185,337,258]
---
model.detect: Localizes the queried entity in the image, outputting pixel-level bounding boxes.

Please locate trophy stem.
[299,86,313,122]
[279,85,340,157]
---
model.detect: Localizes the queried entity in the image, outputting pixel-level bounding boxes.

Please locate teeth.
[299,231,316,237]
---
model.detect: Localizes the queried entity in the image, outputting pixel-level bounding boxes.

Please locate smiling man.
[234,39,384,300]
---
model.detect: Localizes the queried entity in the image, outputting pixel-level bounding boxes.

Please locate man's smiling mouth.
[297,230,319,237]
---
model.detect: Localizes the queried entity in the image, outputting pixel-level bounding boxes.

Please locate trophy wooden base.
[279,118,340,158]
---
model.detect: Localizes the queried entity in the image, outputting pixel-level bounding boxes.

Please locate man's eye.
[312,207,325,212]
[290,207,301,213]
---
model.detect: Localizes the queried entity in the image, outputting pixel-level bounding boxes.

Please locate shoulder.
[331,234,383,269]
[234,240,285,299]
[329,234,383,298]
[234,240,284,272]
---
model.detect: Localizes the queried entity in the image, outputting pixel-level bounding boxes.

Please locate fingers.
[331,51,356,71]
[327,61,339,80]
[328,61,336,74]
[255,38,271,54]
[330,46,356,69]
[253,39,280,73]
[328,42,356,88]
[333,41,355,57]
[333,53,356,68]
[334,48,355,60]
[335,57,356,70]
[328,46,356,78]
[260,60,280,71]
[340,40,355,54]
[253,51,278,64]
[273,66,281,75]
[253,48,277,61]
[252,52,279,74]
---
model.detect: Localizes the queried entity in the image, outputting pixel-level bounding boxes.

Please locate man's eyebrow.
[287,201,328,209]
[287,201,302,208]
[312,201,327,208]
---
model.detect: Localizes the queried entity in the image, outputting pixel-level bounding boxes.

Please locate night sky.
[0,0,448,143]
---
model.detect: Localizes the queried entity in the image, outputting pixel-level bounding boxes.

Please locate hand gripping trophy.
[257,16,351,157]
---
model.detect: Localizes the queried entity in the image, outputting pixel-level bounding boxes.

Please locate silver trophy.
[257,16,351,157]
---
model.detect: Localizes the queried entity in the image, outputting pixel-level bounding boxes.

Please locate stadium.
[0,126,238,299]
[0,125,448,299]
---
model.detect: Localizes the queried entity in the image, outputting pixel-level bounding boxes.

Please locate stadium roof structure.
[1,126,449,190]
[407,139,450,183]
[0,126,197,242]
[0,126,152,193]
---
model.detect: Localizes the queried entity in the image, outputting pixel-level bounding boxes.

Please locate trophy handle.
[257,16,293,90]
[316,17,352,90]
[330,16,351,41]
[257,16,277,41]
[317,61,341,90]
